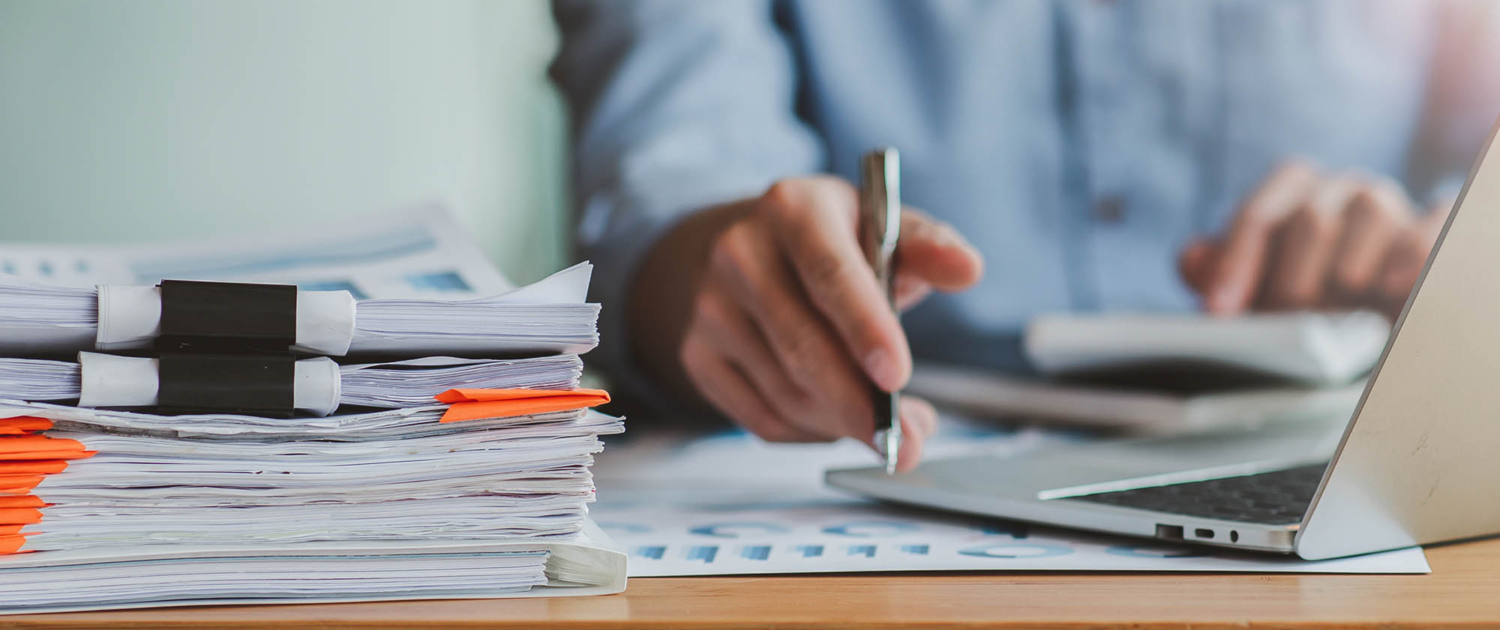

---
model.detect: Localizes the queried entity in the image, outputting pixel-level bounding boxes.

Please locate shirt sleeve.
[549,0,826,409]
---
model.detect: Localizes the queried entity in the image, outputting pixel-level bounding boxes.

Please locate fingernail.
[865,349,901,391]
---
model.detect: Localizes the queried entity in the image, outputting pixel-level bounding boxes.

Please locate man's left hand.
[1180,160,1454,319]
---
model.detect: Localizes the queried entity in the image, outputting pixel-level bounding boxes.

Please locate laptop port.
[1195,528,1215,539]
[1155,524,1184,540]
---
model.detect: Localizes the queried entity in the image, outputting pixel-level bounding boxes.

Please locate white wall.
[0,0,569,284]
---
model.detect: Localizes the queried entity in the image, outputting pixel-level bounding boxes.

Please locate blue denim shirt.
[552,0,1500,399]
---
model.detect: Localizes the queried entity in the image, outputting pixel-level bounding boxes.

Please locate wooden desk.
[4,538,1497,629]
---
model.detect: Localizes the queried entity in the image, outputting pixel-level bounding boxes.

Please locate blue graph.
[958,543,1073,559]
[848,545,877,558]
[739,545,772,561]
[976,522,1031,539]
[685,546,719,563]
[688,521,791,538]
[793,545,825,558]
[822,520,920,538]
[632,545,666,560]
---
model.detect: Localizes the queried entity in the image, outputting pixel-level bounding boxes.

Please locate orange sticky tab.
[0,460,69,476]
[0,476,44,495]
[0,436,93,460]
[0,536,28,554]
[0,508,42,525]
[435,388,611,423]
[0,496,44,509]
[0,417,53,435]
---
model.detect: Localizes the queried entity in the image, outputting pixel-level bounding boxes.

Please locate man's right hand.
[629,176,984,472]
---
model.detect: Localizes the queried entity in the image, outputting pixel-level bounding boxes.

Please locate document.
[0,204,627,612]
[590,419,1428,576]
[1025,311,1392,387]
[0,354,587,416]
[0,402,628,613]
[0,203,513,298]
[0,261,601,358]
[0,523,626,614]
[909,363,1368,433]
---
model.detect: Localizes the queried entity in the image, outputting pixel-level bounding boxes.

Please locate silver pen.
[859,148,903,475]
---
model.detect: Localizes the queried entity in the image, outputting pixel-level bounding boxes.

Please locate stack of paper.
[0,205,629,613]
[0,403,626,612]
[0,354,585,409]
[0,263,601,357]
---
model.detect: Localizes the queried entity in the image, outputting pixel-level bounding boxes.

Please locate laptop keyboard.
[1069,464,1328,525]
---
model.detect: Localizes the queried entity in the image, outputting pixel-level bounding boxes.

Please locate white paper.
[590,419,1428,577]
[0,520,626,615]
[0,205,599,357]
[1024,311,1392,386]
[909,362,1369,433]
[0,204,510,298]
[0,354,583,412]
[597,488,1426,576]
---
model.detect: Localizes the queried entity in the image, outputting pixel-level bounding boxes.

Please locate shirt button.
[1094,196,1126,223]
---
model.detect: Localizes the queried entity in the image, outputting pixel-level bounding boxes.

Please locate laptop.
[828,118,1500,560]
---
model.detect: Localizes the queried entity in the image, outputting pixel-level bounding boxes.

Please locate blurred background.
[0,0,569,284]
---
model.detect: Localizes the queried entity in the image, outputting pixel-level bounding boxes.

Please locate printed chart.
[592,493,1429,576]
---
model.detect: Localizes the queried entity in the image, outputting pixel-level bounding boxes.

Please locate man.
[551,1,1500,470]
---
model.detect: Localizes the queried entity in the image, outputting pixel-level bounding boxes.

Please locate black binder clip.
[155,352,296,417]
[155,280,298,353]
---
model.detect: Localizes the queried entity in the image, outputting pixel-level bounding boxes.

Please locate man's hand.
[630,176,984,472]
[1180,160,1453,318]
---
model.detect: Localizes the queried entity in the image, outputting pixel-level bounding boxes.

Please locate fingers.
[894,209,985,292]
[680,176,978,462]
[708,220,874,440]
[896,396,938,472]
[691,285,823,436]
[1201,161,1321,314]
[1184,161,1434,316]
[1178,238,1216,296]
[862,396,939,473]
[765,179,912,393]
[1378,198,1453,313]
[1330,179,1412,297]
[893,274,933,312]
[1260,175,1361,310]
[884,210,984,313]
[679,335,825,444]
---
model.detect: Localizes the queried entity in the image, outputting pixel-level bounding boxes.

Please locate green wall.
[0,0,570,284]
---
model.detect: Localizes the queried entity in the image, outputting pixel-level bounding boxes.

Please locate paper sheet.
[590,419,1429,576]
[0,520,627,615]
[0,203,511,299]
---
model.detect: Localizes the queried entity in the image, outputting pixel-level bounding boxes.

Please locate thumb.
[1179,238,1218,295]
[894,210,984,292]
